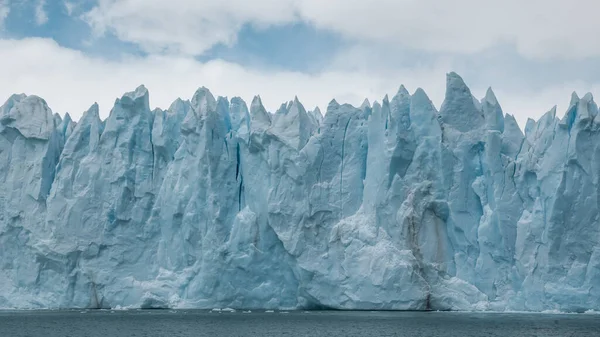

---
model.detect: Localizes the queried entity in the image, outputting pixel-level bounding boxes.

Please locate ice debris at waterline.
[0,72,599,312]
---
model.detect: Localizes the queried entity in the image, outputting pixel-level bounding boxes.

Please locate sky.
[0,0,599,128]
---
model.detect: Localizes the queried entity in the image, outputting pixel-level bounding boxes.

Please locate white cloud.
[0,0,9,29]
[84,0,300,55]
[0,38,446,121]
[82,0,600,59]
[64,1,75,16]
[0,38,595,130]
[34,0,48,25]
[295,0,600,59]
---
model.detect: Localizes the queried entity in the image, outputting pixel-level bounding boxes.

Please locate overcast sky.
[1,0,599,128]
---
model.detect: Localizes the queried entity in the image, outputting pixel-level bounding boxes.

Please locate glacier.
[1,72,600,312]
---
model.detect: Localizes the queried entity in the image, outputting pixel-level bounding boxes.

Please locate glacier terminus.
[1,72,600,312]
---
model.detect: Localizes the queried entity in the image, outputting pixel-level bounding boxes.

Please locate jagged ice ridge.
[0,72,599,312]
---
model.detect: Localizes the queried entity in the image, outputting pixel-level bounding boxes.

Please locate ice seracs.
[1,72,600,312]
[439,72,485,132]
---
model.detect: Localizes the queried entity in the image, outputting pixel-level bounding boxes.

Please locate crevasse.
[0,73,599,312]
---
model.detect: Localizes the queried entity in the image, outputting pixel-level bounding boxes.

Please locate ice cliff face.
[1,73,600,312]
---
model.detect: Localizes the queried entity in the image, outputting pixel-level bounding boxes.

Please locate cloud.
[83,0,300,55]
[82,0,600,59]
[0,0,9,29]
[0,37,596,130]
[34,0,48,25]
[64,1,75,16]
[0,38,447,121]
[296,0,600,60]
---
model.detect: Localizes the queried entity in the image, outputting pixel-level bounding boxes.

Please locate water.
[1,310,599,336]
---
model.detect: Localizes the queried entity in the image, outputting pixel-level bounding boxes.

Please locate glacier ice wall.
[1,72,600,312]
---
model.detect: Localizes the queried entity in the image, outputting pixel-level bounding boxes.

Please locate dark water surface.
[1,310,599,337]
